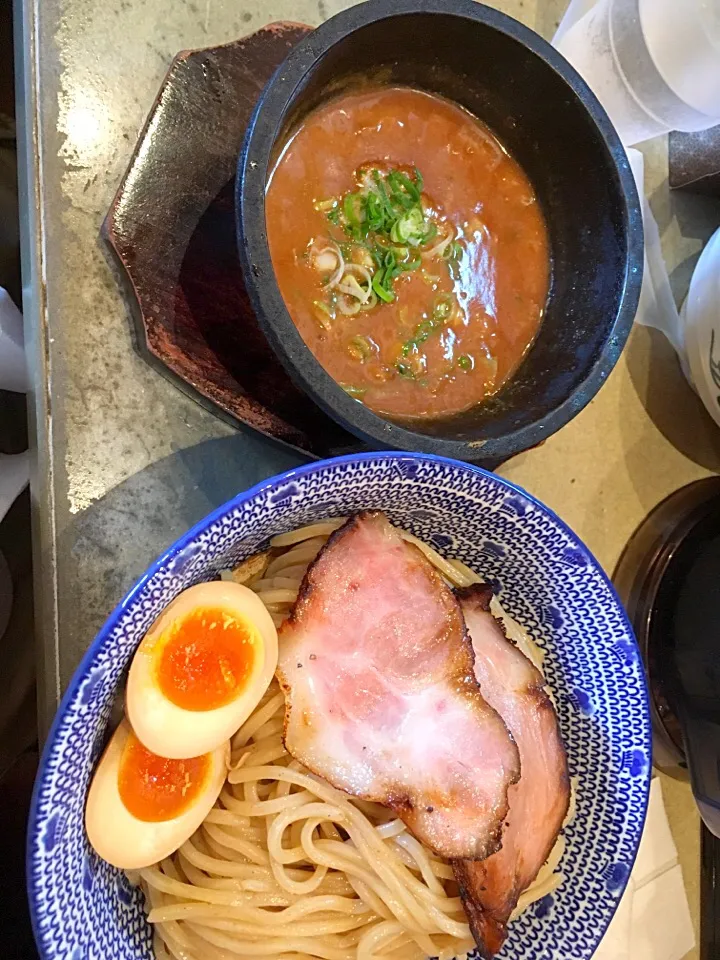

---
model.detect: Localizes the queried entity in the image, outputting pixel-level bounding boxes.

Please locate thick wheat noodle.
[229,766,457,926]
[270,520,346,548]
[139,518,570,960]
[396,531,475,587]
[264,539,326,577]
[254,576,303,591]
[306,830,462,925]
[242,741,288,767]
[232,693,285,747]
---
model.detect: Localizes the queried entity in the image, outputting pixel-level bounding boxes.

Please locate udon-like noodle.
[138,520,572,960]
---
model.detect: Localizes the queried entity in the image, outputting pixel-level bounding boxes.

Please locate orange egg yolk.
[118,730,211,822]
[156,606,259,711]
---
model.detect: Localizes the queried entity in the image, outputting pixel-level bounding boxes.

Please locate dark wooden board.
[103,24,362,457]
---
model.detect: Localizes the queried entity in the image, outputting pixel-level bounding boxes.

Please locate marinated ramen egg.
[85,719,228,870]
[126,581,278,759]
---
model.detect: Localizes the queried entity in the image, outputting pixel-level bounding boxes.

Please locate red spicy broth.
[265,87,550,420]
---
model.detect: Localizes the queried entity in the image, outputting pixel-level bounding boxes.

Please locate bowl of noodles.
[27,452,650,960]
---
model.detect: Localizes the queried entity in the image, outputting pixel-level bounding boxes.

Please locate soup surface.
[266,87,550,420]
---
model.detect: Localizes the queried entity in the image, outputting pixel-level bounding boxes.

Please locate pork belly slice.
[453,584,570,958]
[277,512,520,860]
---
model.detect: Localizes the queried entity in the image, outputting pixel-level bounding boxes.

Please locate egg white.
[85,719,229,870]
[126,580,278,759]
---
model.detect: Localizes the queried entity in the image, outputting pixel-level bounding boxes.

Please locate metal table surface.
[15,0,720,954]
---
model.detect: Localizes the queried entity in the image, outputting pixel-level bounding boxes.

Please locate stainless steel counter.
[16,0,720,954]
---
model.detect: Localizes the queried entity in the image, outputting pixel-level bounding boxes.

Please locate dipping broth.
[266,87,550,420]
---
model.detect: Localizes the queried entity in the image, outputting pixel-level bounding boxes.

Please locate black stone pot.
[237,0,643,466]
[614,478,720,960]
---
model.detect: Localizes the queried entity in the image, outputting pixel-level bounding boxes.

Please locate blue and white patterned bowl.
[27,452,651,960]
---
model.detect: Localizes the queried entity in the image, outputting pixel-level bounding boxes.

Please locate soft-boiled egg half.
[85,719,228,870]
[126,581,278,759]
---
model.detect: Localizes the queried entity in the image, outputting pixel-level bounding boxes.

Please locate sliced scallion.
[391,170,420,202]
[348,335,375,363]
[443,240,463,261]
[433,293,454,322]
[372,271,395,303]
[312,300,334,331]
[399,256,421,272]
[311,166,455,315]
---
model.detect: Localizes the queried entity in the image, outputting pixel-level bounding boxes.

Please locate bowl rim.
[27,450,651,958]
[236,0,645,466]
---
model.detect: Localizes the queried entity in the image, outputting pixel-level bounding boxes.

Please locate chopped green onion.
[401,318,435,356]
[433,294,454,322]
[312,300,334,331]
[458,354,473,371]
[348,335,374,363]
[372,271,395,303]
[343,193,366,239]
[388,182,415,212]
[365,192,384,232]
[422,221,438,245]
[396,362,415,379]
[399,293,458,356]
[399,256,421,272]
[372,170,394,220]
[311,167,455,315]
[341,384,367,398]
[391,207,426,245]
[372,253,385,272]
[388,170,420,204]
[443,240,463,261]
[343,193,360,223]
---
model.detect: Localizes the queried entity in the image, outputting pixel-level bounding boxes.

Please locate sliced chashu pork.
[453,584,570,958]
[277,512,521,860]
